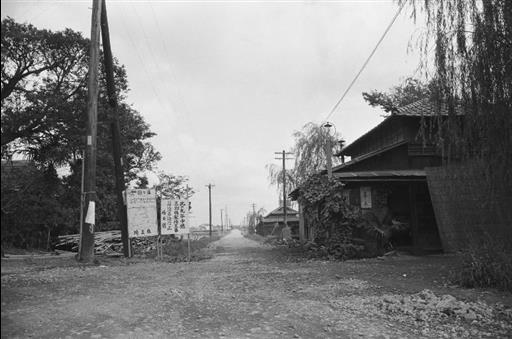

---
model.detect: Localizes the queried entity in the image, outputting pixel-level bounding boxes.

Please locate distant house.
[292,99,464,253]
[257,206,300,238]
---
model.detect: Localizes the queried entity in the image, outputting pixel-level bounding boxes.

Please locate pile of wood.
[56,229,221,256]
[56,231,123,256]
[56,231,183,256]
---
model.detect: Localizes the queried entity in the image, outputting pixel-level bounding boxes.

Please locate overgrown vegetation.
[1,163,75,250]
[450,234,512,292]
[295,174,395,260]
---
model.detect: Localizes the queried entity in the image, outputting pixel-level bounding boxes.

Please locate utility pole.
[275,150,294,225]
[323,122,334,179]
[220,209,224,233]
[206,184,214,237]
[251,203,257,228]
[79,0,102,262]
[100,0,129,257]
[225,205,228,230]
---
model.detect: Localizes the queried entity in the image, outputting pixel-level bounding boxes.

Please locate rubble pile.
[378,289,512,326]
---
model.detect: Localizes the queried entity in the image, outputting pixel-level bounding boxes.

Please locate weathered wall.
[426,164,512,252]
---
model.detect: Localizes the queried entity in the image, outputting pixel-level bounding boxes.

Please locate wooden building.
[293,99,463,253]
[257,206,300,238]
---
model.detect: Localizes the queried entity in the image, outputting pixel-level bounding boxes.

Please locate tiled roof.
[339,99,463,156]
[334,170,426,181]
[393,98,464,116]
[264,206,298,218]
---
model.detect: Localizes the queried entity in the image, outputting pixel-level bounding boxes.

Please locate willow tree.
[267,122,343,195]
[401,0,511,198]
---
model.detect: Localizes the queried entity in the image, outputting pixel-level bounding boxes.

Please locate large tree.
[267,122,343,194]
[1,17,90,163]
[1,18,161,233]
[400,1,511,192]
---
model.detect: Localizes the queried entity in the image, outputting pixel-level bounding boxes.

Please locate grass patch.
[450,234,512,292]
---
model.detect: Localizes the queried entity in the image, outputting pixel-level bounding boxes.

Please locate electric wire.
[148,3,192,118]
[128,4,174,114]
[117,5,169,115]
[323,1,406,122]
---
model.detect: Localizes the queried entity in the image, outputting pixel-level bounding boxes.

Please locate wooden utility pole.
[323,122,334,179]
[220,209,224,233]
[100,0,129,257]
[206,184,214,237]
[275,151,293,225]
[79,0,102,262]
[251,203,256,227]
[225,205,228,230]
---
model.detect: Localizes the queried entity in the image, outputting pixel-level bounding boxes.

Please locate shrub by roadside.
[450,234,512,292]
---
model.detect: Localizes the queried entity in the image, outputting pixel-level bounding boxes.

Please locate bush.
[451,234,512,292]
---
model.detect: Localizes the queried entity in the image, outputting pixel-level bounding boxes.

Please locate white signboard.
[360,186,372,209]
[161,199,190,235]
[127,188,158,238]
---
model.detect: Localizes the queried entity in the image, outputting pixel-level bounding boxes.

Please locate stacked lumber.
[56,231,123,255]
[56,231,175,256]
[56,229,219,256]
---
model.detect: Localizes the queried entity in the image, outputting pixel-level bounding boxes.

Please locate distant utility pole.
[275,150,294,225]
[251,203,256,227]
[206,184,215,237]
[225,205,228,230]
[78,0,102,262]
[220,209,224,233]
[100,0,129,257]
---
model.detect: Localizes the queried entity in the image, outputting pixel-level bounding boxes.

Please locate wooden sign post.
[161,198,191,261]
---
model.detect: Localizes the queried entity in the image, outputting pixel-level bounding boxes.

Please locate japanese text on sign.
[360,186,372,209]
[160,199,190,235]
[127,188,158,238]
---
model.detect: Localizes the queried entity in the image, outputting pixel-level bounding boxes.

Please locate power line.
[148,3,192,118]
[128,4,175,114]
[323,2,406,122]
[117,6,168,113]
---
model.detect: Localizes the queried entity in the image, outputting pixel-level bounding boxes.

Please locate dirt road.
[2,230,511,338]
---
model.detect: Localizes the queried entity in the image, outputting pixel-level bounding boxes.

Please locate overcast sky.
[2,0,425,226]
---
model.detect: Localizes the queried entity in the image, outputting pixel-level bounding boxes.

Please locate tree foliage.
[247,208,266,227]
[267,122,343,194]
[401,0,512,196]
[153,172,194,200]
[1,162,75,249]
[362,77,435,114]
[1,17,90,163]
[1,18,164,241]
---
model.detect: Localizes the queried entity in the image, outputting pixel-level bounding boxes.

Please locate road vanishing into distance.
[2,230,511,338]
